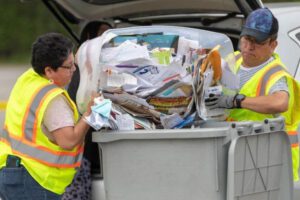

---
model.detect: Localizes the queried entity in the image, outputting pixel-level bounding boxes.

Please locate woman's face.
[45,53,76,88]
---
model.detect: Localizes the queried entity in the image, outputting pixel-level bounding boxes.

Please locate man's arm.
[240,91,289,114]
[205,90,289,114]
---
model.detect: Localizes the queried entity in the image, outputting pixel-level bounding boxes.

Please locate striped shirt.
[238,57,289,95]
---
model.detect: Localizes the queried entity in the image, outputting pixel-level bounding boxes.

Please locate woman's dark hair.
[31,32,74,75]
[79,21,112,44]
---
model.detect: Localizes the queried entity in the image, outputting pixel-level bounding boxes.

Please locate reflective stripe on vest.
[257,64,287,96]
[295,125,300,147]
[255,64,299,147]
[1,129,82,168]
[24,84,57,141]
[288,130,299,148]
[235,52,242,61]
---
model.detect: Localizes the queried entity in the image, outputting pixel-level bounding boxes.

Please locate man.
[0,33,94,200]
[206,8,300,181]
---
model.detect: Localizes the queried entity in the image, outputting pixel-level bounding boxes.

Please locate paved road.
[0,64,28,127]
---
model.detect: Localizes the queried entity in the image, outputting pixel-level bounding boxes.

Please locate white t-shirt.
[238,57,289,94]
[42,95,75,142]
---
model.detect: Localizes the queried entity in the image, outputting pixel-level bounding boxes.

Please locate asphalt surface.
[0,64,28,127]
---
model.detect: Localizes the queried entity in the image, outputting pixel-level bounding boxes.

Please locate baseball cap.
[240,8,278,43]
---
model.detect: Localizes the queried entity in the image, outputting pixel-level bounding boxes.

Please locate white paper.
[202,68,214,89]
[100,70,138,89]
[160,113,184,129]
[116,114,135,131]
[199,69,226,120]
[220,60,240,90]
[177,36,199,56]
[84,112,111,131]
[204,85,223,99]
[132,116,155,129]
[100,40,150,64]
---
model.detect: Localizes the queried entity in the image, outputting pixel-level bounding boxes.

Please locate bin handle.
[231,122,254,136]
[264,117,285,132]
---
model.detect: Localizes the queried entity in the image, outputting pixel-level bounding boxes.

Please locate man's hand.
[205,94,236,109]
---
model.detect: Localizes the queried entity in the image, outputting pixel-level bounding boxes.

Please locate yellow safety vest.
[228,52,300,181]
[0,68,83,194]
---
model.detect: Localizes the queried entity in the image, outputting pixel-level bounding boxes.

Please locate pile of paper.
[77,32,231,131]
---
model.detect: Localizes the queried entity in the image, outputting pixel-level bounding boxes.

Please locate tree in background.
[0,0,299,63]
[0,0,76,63]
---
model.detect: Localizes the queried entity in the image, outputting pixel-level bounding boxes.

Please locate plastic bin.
[227,120,293,200]
[93,118,293,200]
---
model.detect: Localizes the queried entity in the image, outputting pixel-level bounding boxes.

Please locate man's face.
[239,35,277,67]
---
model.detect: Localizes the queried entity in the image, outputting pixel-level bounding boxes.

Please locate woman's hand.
[84,91,101,116]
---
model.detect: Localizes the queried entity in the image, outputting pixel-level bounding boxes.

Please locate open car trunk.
[42,0,263,46]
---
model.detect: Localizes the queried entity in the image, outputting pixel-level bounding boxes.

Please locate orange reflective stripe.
[288,131,298,136]
[226,117,236,122]
[1,130,82,168]
[256,82,263,97]
[292,143,299,148]
[286,131,299,146]
[263,70,285,95]
[22,84,59,142]
[0,137,10,146]
[256,64,286,96]
[5,128,83,156]
[21,84,45,138]
[11,149,81,168]
[32,87,59,143]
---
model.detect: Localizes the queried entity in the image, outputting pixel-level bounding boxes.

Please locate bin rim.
[92,127,229,143]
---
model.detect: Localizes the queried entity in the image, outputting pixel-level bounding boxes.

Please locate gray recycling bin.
[227,125,293,200]
[93,118,293,200]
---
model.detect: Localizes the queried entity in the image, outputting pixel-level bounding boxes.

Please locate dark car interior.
[41,0,262,51]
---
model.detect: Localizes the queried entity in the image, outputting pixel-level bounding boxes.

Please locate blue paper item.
[112,34,179,51]
[174,113,196,129]
[112,36,138,46]
[138,35,179,51]
[91,99,112,119]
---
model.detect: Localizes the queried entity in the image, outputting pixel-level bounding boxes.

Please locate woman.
[0,32,94,200]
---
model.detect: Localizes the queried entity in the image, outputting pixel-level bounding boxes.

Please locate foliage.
[0,0,76,63]
[0,0,299,63]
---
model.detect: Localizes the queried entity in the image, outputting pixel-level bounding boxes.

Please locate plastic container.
[93,118,293,200]
[76,25,234,114]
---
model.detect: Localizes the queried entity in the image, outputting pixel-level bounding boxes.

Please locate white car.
[267,2,300,82]
[41,0,300,199]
